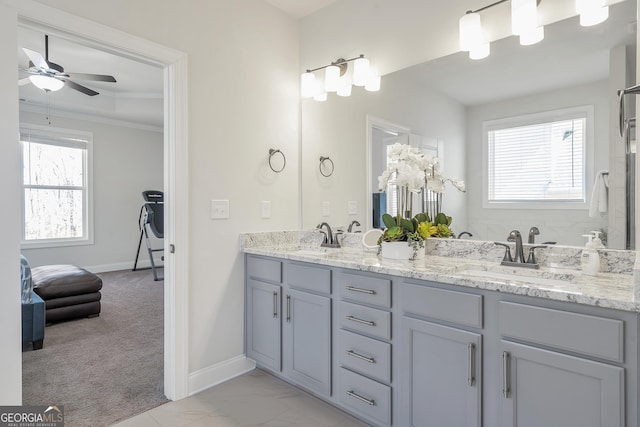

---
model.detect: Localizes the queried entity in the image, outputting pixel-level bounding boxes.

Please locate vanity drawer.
[401,282,483,328]
[285,262,331,295]
[338,367,391,426]
[499,301,624,363]
[338,329,391,384]
[339,301,391,340]
[246,256,281,284]
[336,271,391,308]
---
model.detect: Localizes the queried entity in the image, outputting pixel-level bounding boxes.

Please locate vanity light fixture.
[576,0,609,27]
[460,0,544,60]
[301,54,380,101]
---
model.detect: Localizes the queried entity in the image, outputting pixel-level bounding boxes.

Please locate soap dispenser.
[580,234,600,276]
[591,230,605,249]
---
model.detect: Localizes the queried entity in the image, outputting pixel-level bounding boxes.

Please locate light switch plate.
[348,201,358,215]
[211,199,230,219]
[322,201,330,217]
[261,201,271,219]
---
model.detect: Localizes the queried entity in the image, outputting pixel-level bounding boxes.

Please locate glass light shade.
[301,72,317,98]
[313,92,327,102]
[337,76,352,97]
[29,75,64,92]
[325,65,340,92]
[511,0,537,35]
[519,26,544,46]
[365,73,381,92]
[353,57,370,86]
[459,12,482,52]
[469,42,490,60]
[579,6,609,26]
[576,0,606,14]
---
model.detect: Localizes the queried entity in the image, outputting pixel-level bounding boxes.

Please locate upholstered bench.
[32,265,102,324]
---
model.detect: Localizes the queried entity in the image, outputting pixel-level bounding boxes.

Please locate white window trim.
[20,123,94,249]
[482,105,595,210]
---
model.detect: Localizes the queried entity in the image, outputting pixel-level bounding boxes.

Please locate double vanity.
[241,231,640,426]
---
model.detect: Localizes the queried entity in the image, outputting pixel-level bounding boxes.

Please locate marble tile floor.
[113,369,367,427]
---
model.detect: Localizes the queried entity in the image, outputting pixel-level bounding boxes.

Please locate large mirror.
[301,0,636,249]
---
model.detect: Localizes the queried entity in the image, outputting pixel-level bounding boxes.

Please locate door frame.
[9,0,189,400]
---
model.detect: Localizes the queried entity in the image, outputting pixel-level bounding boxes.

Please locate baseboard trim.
[188,355,256,397]
[83,259,164,274]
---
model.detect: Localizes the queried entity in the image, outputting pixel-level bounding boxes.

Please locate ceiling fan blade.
[66,73,116,83]
[62,79,99,96]
[22,48,50,71]
[18,77,31,86]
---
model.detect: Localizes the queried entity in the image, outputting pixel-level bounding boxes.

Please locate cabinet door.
[246,278,281,371]
[501,340,624,427]
[284,288,331,397]
[400,316,482,427]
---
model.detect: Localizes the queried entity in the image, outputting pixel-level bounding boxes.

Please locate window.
[483,106,593,209]
[20,124,93,248]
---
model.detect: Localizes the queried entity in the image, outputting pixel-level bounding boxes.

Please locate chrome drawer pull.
[346,315,376,327]
[346,286,376,295]
[346,390,375,406]
[346,350,375,364]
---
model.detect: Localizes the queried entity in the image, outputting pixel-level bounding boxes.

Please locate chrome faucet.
[528,226,540,244]
[348,220,361,233]
[508,230,526,264]
[317,222,341,248]
[494,229,547,269]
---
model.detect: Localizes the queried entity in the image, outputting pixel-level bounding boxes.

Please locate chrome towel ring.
[319,156,334,177]
[268,148,286,173]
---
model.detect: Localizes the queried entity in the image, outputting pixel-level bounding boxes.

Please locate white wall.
[466,81,609,246]
[20,111,163,271]
[0,2,23,405]
[301,69,467,231]
[0,0,299,401]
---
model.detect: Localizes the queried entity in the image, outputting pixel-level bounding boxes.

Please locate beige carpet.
[22,269,168,427]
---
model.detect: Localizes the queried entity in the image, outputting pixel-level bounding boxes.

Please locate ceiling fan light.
[519,26,544,46]
[29,75,64,92]
[353,57,370,86]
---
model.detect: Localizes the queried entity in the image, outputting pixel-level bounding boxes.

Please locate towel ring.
[319,156,334,177]
[268,149,286,173]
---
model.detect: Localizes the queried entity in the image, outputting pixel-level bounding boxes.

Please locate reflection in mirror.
[301,0,637,249]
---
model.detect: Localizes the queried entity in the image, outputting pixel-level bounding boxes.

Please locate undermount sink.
[457,268,575,288]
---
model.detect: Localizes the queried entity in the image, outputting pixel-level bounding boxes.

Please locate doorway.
[11,4,189,402]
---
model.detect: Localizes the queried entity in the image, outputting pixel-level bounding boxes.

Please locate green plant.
[378,212,454,259]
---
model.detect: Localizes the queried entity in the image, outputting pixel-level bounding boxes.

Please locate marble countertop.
[241,232,640,313]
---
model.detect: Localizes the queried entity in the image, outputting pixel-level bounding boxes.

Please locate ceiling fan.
[19,35,117,96]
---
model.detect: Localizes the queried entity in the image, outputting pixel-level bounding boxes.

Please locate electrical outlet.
[322,201,331,217]
[261,201,271,219]
[348,201,358,215]
[211,199,230,219]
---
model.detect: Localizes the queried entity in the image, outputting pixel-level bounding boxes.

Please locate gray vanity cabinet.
[283,262,332,397]
[499,301,625,427]
[400,317,482,427]
[245,256,283,372]
[399,281,483,427]
[500,341,623,427]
